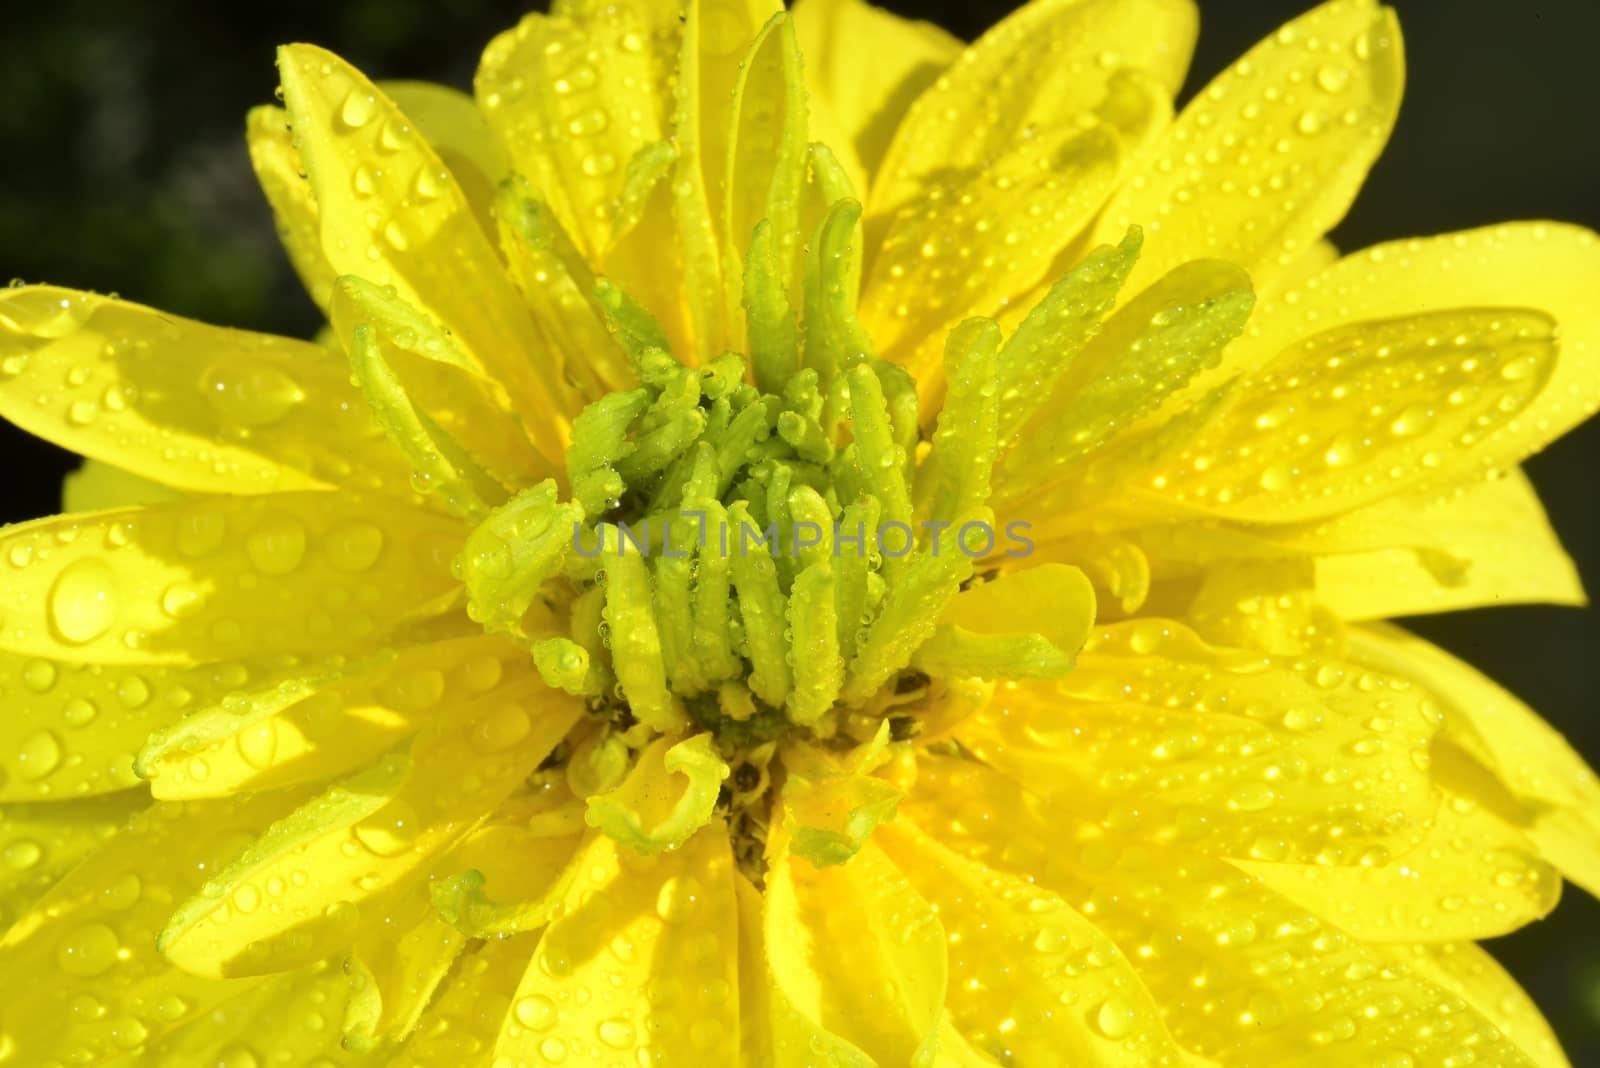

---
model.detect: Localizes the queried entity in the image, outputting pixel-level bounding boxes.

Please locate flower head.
[1,0,1597,1065]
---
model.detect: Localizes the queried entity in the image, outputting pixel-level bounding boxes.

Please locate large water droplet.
[56,923,120,976]
[245,514,307,575]
[514,994,556,1031]
[201,361,304,427]
[340,88,377,129]
[49,557,119,644]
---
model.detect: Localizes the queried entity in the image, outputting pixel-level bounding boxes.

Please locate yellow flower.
[0,0,1596,1064]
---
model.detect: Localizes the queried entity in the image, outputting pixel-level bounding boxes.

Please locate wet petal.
[381,79,509,243]
[1247,222,1600,465]
[1348,624,1600,898]
[277,44,565,460]
[959,620,1441,865]
[0,493,462,665]
[493,826,741,1065]
[246,105,337,312]
[0,795,142,930]
[871,0,1197,218]
[905,755,1538,1067]
[879,819,1181,1065]
[143,960,359,1066]
[0,287,410,497]
[0,790,307,1064]
[1390,942,1573,1068]
[390,934,538,1068]
[1094,0,1403,296]
[156,682,580,977]
[62,459,183,513]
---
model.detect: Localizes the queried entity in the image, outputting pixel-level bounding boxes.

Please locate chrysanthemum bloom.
[1,0,1597,1063]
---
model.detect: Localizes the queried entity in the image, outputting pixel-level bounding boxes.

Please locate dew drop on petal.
[245,514,307,575]
[49,557,118,644]
[56,923,120,977]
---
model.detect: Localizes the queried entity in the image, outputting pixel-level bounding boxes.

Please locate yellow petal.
[277,44,566,461]
[493,826,741,1064]
[0,795,141,932]
[669,0,786,357]
[1289,468,1585,618]
[1348,624,1600,898]
[157,682,580,977]
[1093,0,1403,296]
[342,878,466,1051]
[246,105,337,311]
[0,652,311,800]
[381,79,510,242]
[903,754,1541,1067]
[62,459,183,513]
[143,961,360,1067]
[960,620,1441,865]
[861,122,1122,384]
[879,819,1180,1065]
[871,0,1197,219]
[0,287,412,497]
[1236,790,1560,942]
[791,0,958,181]
[136,634,531,800]
[1247,222,1600,465]
[0,790,305,1064]
[723,12,809,340]
[474,5,668,260]
[764,830,946,1064]
[1391,942,1573,1068]
[1141,308,1558,523]
[0,493,462,666]
[390,934,538,1068]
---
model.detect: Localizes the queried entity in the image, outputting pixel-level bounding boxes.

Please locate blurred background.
[2,0,1597,1059]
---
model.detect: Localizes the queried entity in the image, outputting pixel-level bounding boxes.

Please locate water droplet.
[656,875,703,923]
[470,702,530,753]
[49,557,119,644]
[56,923,120,976]
[245,514,307,575]
[100,873,142,910]
[597,1018,635,1049]
[237,721,280,770]
[201,361,304,426]
[216,1044,261,1068]
[354,801,418,857]
[1094,996,1137,1039]
[62,697,97,727]
[176,508,227,558]
[17,729,62,781]
[21,659,56,692]
[117,673,151,708]
[514,994,557,1031]
[340,88,377,128]
[3,840,42,869]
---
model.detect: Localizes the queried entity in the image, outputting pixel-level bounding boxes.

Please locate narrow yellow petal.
[136,635,531,800]
[0,795,141,932]
[879,820,1181,1066]
[390,934,538,1068]
[0,790,305,1064]
[277,44,566,461]
[0,287,412,497]
[342,878,466,1051]
[960,621,1441,865]
[862,122,1122,384]
[475,6,668,259]
[0,652,308,800]
[1094,0,1403,296]
[143,961,359,1066]
[0,493,462,666]
[1349,624,1600,899]
[1247,221,1600,465]
[764,830,947,1064]
[156,682,580,978]
[791,0,959,181]
[381,79,509,243]
[913,563,1096,680]
[871,0,1197,219]
[246,105,336,311]
[492,826,741,1065]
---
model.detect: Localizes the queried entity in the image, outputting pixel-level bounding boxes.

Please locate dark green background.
[2,0,1597,1059]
